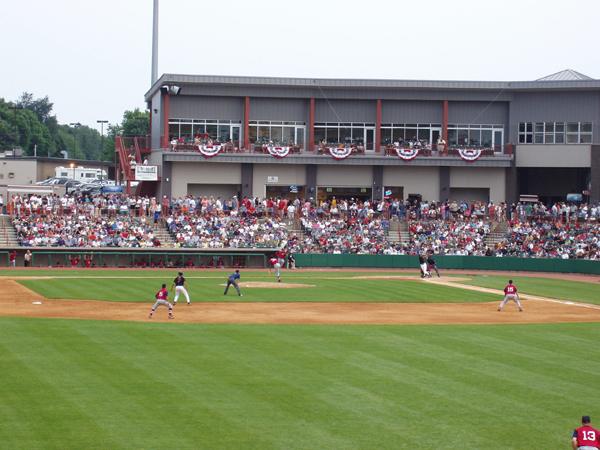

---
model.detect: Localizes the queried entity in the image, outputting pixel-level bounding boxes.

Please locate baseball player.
[68,254,79,268]
[149,284,174,319]
[572,415,600,450]
[418,253,430,278]
[224,269,243,296]
[269,256,282,283]
[276,249,287,268]
[498,279,523,312]
[427,254,440,277]
[9,251,17,267]
[171,270,191,306]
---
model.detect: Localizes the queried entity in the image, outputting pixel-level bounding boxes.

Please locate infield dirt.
[2,272,600,325]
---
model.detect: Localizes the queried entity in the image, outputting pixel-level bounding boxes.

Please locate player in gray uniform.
[149,284,174,319]
[269,256,282,282]
[224,269,242,296]
[171,270,191,306]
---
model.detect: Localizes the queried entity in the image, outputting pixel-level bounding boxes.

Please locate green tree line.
[0,93,149,161]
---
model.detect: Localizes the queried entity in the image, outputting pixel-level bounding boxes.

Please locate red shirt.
[573,425,600,447]
[269,257,279,266]
[84,258,91,267]
[505,284,517,295]
[71,258,79,267]
[156,288,168,300]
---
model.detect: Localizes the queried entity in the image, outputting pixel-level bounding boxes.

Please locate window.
[248,120,305,145]
[446,124,504,149]
[519,122,593,144]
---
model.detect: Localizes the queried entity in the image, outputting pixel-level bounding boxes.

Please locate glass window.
[218,125,230,141]
[457,129,469,146]
[555,123,565,132]
[545,134,554,144]
[206,124,217,139]
[296,127,305,145]
[566,133,579,143]
[258,126,270,142]
[567,122,579,132]
[282,127,294,144]
[271,126,283,143]
[519,134,526,144]
[481,129,492,147]
[469,129,481,146]
[534,133,544,144]
[405,129,418,141]
[180,124,192,139]
[526,123,533,133]
[581,134,592,143]
[314,128,325,144]
[381,129,392,144]
[393,129,405,142]
[545,122,554,133]
[326,128,338,144]
[248,126,258,143]
[581,122,593,133]
[352,128,364,141]
[519,123,525,133]
[447,129,457,145]
[418,129,429,141]
[169,123,179,139]
[555,133,564,143]
[535,123,544,133]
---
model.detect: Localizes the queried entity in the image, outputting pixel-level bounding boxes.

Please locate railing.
[160,137,514,159]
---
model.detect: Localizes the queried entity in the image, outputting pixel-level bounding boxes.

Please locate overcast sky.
[2,0,598,133]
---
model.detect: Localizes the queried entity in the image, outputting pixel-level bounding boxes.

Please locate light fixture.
[161,85,181,95]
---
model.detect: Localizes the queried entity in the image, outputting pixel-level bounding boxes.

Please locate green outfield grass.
[15,274,497,304]
[0,317,597,450]
[456,274,600,306]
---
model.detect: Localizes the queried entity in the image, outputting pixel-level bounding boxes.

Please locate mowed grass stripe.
[17,277,498,304]
[456,274,600,305]
[1,318,598,449]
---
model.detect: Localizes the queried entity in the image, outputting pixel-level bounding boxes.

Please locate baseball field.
[1,268,600,449]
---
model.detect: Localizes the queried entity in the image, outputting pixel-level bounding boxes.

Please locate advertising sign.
[135,165,158,181]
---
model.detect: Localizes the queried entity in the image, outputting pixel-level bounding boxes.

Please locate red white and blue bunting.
[328,147,353,160]
[197,145,223,158]
[456,148,483,162]
[266,146,291,158]
[395,146,420,161]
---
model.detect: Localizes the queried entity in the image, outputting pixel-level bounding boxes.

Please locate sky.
[2,0,599,133]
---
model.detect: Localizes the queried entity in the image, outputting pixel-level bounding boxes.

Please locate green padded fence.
[293,254,600,275]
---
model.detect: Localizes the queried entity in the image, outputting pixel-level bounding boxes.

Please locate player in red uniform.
[269,256,281,282]
[572,415,600,450]
[68,254,80,268]
[84,253,93,268]
[149,284,174,319]
[498,279,523,312]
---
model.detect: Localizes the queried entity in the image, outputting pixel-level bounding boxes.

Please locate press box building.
[138,69,600,206]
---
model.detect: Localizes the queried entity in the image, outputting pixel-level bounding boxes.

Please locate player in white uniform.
[171,271,191,305]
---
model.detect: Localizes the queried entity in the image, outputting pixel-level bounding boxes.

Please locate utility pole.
[8,105,23,157]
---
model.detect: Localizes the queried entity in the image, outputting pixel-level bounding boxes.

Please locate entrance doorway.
[365,128,376,153]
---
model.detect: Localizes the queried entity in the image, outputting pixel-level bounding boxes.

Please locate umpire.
[224,269,243,296]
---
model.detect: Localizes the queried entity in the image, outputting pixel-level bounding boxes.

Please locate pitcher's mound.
[219,282,315,288]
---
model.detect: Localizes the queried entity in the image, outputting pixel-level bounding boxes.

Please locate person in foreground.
[498,279,522,312]
[149,283,174,319]
[572,415,600,450]
[224,269,243,296]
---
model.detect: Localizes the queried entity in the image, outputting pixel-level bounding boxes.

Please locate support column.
[161,160,172,201]
[164,93,170,145]
[244,97,250,151]
[439,166,450,203]
[591,145,600,204]
[309,98,315,153]
[373,165,383,201]
[376,99,381,154]
[505,165,518,205]
[443,100,448,155]
[306,164,317,198]
[241,163,253,199]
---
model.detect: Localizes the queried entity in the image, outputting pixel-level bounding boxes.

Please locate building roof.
[536,69,594,81]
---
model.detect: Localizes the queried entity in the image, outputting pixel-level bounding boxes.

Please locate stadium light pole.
[69,122,81,157]
[97,120,108,161]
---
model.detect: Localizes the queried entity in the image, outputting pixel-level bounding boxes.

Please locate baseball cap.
[583,415,591,423]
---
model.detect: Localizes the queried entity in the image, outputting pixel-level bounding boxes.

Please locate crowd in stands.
[8,191,600,259]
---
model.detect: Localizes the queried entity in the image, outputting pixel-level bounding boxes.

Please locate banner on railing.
[266,146,291,158]
[197,145,223,157]
[457,148,483,162]
[395,146,420,161]
[135,165,158,181]
[328,147,353,160]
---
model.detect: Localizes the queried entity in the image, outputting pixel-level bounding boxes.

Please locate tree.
[121,108,150,137]
[17,92,56,125]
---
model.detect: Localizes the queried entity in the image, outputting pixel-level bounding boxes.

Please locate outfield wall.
[293,254,600,275]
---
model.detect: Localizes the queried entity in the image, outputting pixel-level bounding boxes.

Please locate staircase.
[136,180,159,198]
[0,215,18,247]
[483,221,508,248]
[388,222,400,244]
[398,221,410,245]
[153,221,177,247]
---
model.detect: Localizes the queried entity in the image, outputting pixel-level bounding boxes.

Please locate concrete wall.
[516,144,591,167]
[170,162,241,199]
[317,165,373,187]
[449,167,506,203]
[382,166,440,201]
[170,96,244,121]
[250,98,309,122]
[381,100,443,124]
[315,99,377,123]
[252,164,307,197]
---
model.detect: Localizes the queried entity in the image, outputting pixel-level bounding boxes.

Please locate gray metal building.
[141,69,600,206]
